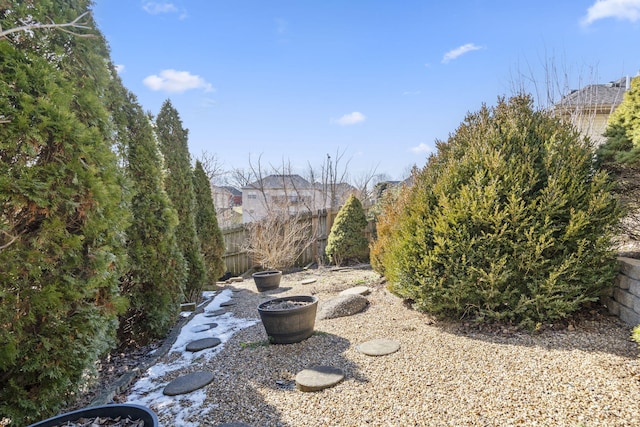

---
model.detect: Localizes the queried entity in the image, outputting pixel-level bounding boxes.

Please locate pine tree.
[325,195,369,266]
[0,2,129,423]
[115,87,187,346]
[193,161,226,284]
[156,100,206,301]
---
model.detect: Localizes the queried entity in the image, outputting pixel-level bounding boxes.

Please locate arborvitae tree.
[0,2,129,423]
[115,88,187,346]
[383,95,621,328]
[156,100,206,301]
[193,161,226,283]
[597,76,640,166]
[325,194,369,266]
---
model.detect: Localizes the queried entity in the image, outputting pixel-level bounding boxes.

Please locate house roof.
[557,77,628,109]
[243,174,313,190]
[213,185,242,196]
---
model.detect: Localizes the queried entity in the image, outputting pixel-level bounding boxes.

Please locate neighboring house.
[242,174,353,223]
[556,76,630,146]
[212,185,243,229]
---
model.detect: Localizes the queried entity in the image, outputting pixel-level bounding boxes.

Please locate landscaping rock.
[318,294,368,320]
[220,301,236,307]
[163,371,214,396]
[186,337,222,352]
[301,278,317,285]
[340,286,371,296]
[295,366,345,392]
[356,338,400,356]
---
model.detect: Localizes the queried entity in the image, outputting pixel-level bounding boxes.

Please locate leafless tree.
[197,150,226,184]
[0,11,93,40]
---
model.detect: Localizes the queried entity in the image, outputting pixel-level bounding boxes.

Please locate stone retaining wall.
[603,257,640,326]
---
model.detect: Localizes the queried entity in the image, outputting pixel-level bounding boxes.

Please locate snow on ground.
[125,289,259,426]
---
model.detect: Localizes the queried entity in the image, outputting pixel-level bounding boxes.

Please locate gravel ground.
[135,266,639,426]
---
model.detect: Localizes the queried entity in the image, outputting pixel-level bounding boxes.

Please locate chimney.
[626,76,631,90]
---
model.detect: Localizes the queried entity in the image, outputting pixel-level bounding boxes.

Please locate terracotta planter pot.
[252,269,282,292]
[27,404,158,427]
[257,295,318,344]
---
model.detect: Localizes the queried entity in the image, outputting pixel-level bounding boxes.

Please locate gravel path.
[140,266,640,426]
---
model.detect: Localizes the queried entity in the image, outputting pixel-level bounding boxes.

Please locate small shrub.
[245,210,313,270]
[382,95,621,328]
[326,195,369,266]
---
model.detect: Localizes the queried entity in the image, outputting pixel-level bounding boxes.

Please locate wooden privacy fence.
[220,209,373,275]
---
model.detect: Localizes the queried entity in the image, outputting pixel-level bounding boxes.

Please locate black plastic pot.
[252,269,282,292]
[27,404,158,427]
[257,295,318,344]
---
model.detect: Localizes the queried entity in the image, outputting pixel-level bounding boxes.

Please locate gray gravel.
[146,267,640,426]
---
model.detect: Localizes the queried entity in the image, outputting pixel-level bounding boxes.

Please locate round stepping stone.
[229,277,244,283]
[186,337,222,352]
[191,323,218,333]
[340,286,371,296]
[163,371,214,396]
[356,338,400,356]
[220,301,236,307]
[301,278,317,285]
[295,365,344,392]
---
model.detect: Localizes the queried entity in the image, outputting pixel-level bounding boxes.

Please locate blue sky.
[92,0,640,182]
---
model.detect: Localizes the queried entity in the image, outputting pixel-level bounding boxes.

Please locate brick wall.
[603,257,640,326]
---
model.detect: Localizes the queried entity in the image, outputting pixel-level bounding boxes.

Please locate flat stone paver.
[356,338,400,356]
[220,301,236,307]
[295,365,345,392]
[163,371,214,396]
[186,337,222,352]
[301,278,317,285]
[204,309,226,317]
[191,323,218,333]
[340,286,371,296]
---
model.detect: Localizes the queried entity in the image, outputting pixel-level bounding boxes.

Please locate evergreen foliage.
[0,2,129,423]
[596,76,640,166]
[326,195,369,266]
[370,183,411,277]
[116,87,187,346]
[193,161,226,283]
[381,95,621,327]
[156,100,206,302]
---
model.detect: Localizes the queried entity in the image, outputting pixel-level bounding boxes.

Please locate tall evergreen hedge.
[193,161,226,284]
[156,100,206,302]
[0,3,129,422]
[116,88,187,346]
[381,95,621,327]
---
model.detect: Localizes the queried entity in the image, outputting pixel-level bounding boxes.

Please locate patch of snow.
[125,289,258,424]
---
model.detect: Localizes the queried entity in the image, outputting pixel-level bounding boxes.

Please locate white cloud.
[442,43,483,64]
[334,111,366,126]
[115,64,125,74]
[143,69,214,93]
[582,0,640,25]
[142,2,178,14]
[410,143,433,154]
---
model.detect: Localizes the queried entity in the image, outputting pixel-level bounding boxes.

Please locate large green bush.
[0,8,129,424]
[326,195,369,266]
[382,95,621,327]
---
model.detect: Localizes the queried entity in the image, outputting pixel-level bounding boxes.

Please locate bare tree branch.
[0,11,94,40]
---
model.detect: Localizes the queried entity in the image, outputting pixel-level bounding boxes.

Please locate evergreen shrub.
[326,195,369,266]
[381,95,621,327]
